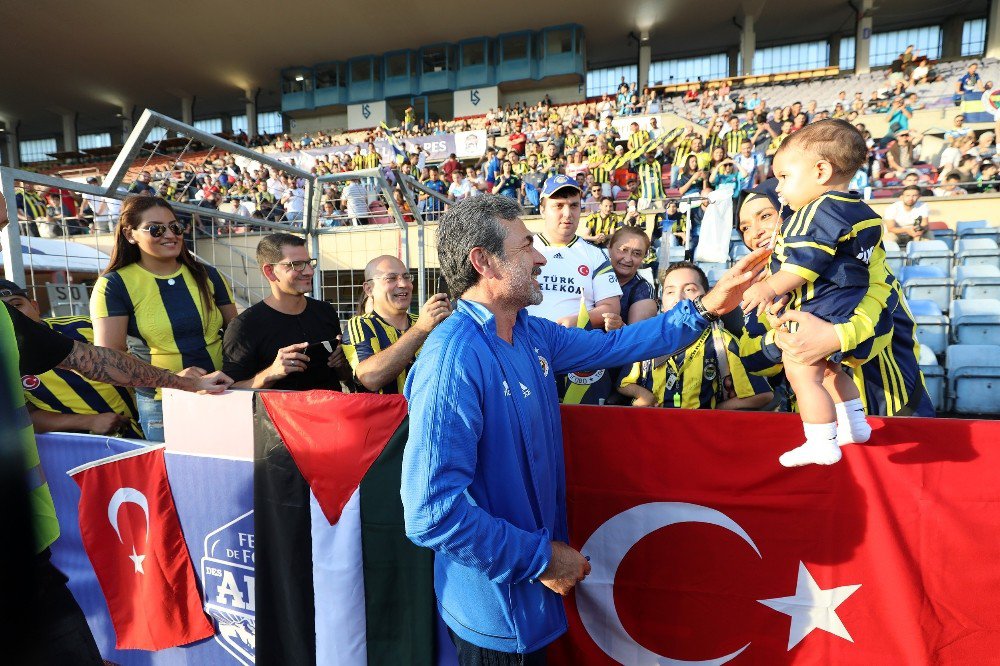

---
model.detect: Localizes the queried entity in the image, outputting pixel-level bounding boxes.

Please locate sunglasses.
[134,221,187,238]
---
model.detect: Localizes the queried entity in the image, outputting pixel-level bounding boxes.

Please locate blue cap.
[540,174,582,199]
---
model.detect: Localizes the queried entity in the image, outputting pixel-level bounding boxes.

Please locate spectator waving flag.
[68,445,214,651]
[253,391,439,666]
[379,121,409,165]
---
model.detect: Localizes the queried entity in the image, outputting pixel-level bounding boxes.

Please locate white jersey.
[527,234,622,322]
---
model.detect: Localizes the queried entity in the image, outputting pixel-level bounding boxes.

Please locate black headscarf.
[734,178,792,249]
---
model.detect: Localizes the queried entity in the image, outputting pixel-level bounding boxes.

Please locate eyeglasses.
[269,258,318,272]
[367,272,413,285]
[134,221,187,238]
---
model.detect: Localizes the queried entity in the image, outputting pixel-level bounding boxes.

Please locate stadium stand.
[946,344,1000,414]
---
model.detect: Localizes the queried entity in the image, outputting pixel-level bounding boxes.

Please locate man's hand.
[88,412,132,436]
[602,312,624,332]
[327,335,349,369]
[774,310,843,365]
[177,366,207,379]
[193,370,233,394]
[595,232,608,244]
[556,313,579,328]
[699,248,771,316]
[539,541,591,596]
[415,293,452,334]
[266,342,310,382]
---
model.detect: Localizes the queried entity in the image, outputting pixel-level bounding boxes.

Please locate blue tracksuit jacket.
[402,298,708,653]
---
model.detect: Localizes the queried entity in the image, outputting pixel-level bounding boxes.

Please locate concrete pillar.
[740,15,756,76]
[726,46,740,77]
[181,96,194,126]
[855,0,874,75]
[61,113,78,152]
[941,16,964,59]
[120,104,134,143]
[0,120,19,168]
[829,36,841,69]
[988,0,1000,59]
[245,89,258,139]
[638,32,651,91]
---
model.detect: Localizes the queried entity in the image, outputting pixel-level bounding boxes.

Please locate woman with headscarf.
[732,179,934,417]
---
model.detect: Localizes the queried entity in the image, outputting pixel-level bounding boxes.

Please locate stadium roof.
[0,0,985,138]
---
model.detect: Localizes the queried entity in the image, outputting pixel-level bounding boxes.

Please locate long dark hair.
[104,196,215,313]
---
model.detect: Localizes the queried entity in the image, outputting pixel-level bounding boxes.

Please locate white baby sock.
[835,399,872,445]
[779,422,842,467]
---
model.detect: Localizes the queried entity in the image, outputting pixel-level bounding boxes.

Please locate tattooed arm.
[58,341,232,394]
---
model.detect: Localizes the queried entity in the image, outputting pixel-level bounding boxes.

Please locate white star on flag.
[128,546,145,574]
[758,561,861,650]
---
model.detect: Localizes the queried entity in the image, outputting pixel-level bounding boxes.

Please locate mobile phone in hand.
[304,340,334,366]
[437,275,450,298]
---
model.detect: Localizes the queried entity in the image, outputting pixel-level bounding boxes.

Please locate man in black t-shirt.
[223,233,353,391]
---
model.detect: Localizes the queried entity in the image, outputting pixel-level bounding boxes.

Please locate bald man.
[342,255,451,393]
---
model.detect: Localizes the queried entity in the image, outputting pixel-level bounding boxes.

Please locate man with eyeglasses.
[342,255,451,393]
[223,233,352,390]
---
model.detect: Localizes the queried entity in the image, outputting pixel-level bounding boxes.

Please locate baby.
[741,119,882,467]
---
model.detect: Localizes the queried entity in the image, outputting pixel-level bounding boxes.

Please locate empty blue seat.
[946,344,1000,414]
[905,239,952,272]
[959,227,1000,243]
[917,344,945,412]
[956,220,988,236]
[883,239,904,275]
[955,237,1000,268]
[698,261,728,277]
[707,267,728,286]
[955,265,1000,300]
[730,243,750,263]
[950,298,1000,345]
[900,265,954,313]
[909,299,948,355]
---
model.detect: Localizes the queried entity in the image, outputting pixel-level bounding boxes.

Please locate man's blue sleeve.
[541,299,708,374]
[401,332,551,585]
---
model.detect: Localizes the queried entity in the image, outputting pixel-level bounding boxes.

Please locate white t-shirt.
[526,234,623,323]
[284,186,305,213]
[883,200,930,227]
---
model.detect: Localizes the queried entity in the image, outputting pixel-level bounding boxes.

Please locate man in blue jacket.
[402,194,767,664]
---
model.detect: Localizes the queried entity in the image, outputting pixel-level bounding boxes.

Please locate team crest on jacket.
[21,375,40,391]
[538,355,550,377]
[201,510,255,665]
[578,265,590,276]
[568,369,605,385]
[704,360,718,382]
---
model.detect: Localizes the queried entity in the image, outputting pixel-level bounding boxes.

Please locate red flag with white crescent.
[550,406,1000,664]
[69,445,214,650]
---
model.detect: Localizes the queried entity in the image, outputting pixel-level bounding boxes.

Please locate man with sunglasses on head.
[223,233,352,390]
[342,255,451,394]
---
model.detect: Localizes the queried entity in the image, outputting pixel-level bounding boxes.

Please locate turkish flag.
[69,445,214,650]
[550,407,1000,665]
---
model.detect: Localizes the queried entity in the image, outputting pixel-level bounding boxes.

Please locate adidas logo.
[554,252,563,258]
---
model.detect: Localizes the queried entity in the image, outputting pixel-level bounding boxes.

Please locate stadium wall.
[288,111,349,136]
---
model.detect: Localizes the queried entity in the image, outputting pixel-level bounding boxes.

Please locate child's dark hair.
[776,119,868,178]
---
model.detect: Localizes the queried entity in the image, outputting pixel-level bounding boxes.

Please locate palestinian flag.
[253,391,437,666]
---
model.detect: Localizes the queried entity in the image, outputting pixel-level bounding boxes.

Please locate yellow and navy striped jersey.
[621,324,771,408]
[724,129,749,156]
[511,161,531,176]
[342,311,420,394]
[351,153,366,171]
[627,130,651,152]
[90,263,234,397]
[16,189,47,219]
[564,133,581,150]
[767,133,789,155]
[22,316,143,438]
[636,159,665,201]
[584,212,621,242]
[705,131,724,153]
[363,151,380,169]
[771,192,884,327]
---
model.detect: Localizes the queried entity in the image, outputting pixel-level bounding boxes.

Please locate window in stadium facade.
[315,62,344,89]
[586,65,637,97]
[648,54,729,85]
[869,26,941,67]
[545,28,574,55]
[503,34,530,61]
[282,69,313,93]
[962,18,987,57]
[752,41,829,75]
[462,41,486,66]
[257,112,284,135]
[840,37,857,71]
[146,127,167,143]
[20,138,57,163]
[78,133,111,151]
[422,45,456,73]
[351,58,382,83]
[194,118,223,135]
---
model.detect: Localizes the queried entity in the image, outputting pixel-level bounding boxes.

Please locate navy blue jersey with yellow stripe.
[622,324,771,409]
[90,263,234,397]
[637,159,665,201]
[771,192,883,326]
[23,316,143,437]
[342,311,420,394]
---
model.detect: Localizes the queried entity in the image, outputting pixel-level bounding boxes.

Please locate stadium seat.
[955,265,1000,300]
[917,344,945,413]
[956,220,988,237]
[929,222,955,251]
[950,299,1000,345]
[955,238,1000,268]
[909,299,948,356]
[883,239,904,275]
[905,240,951,272]
[730,243,750,264]
[946,344,1000,414]
[899,265,954,313]
[959,227,1000,243]
[698,261,728,277]
[707,266,727,287]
